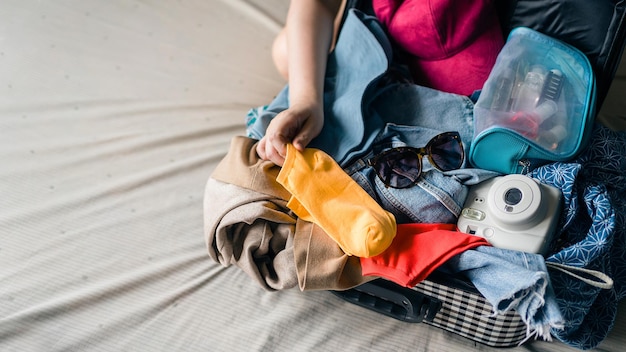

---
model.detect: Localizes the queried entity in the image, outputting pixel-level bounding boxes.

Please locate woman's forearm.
[285,0,343,107]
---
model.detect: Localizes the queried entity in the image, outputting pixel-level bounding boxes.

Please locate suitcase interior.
[334,0,626,347]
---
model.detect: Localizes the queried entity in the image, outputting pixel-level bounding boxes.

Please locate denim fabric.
[246,9,392,166]
[344,120,498,224]
[443,246,564,340]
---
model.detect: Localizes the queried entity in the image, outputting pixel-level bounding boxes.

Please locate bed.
[1,1,625,351]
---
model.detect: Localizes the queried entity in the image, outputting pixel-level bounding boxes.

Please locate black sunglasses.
[367,131,465,189]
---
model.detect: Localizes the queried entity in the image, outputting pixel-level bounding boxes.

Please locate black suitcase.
[334,273,528,347]
[333,0,626,347]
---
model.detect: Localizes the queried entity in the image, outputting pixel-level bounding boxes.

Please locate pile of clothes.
[203,3,626,350]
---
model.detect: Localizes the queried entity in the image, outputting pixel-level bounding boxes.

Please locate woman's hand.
[257,101,324,166]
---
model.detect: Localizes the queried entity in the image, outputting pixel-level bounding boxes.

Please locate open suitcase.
[332,0,626,348]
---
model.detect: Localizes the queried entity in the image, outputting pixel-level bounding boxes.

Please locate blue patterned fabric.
[530,123,626,349]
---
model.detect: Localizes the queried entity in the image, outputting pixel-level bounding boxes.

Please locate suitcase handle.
[332,279,441,323]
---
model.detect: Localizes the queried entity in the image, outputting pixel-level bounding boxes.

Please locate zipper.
[519,159,532,174]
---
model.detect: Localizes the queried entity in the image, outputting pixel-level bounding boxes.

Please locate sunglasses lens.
[429,134,464,171]
[375,150,421,188]
[371,132,464,189]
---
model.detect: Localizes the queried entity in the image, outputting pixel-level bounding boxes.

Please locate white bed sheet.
[1,1,625,351]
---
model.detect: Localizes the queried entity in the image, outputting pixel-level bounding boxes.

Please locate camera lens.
[505,188,523,205]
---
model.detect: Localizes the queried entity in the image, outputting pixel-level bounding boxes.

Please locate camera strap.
[546,262,614,290]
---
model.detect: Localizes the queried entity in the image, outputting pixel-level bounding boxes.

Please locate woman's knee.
[272,28,289,80]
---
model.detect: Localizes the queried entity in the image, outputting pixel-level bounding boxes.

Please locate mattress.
[1,1,625,351]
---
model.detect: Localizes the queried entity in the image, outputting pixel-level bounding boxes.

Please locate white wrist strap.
[546,262,614,290]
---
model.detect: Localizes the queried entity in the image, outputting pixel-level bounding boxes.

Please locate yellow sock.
[277,144,396,258]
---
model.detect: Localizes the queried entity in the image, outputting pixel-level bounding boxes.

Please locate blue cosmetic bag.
[469,27,596,174]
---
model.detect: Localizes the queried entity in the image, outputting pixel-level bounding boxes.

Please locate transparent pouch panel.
[474,27,594,157]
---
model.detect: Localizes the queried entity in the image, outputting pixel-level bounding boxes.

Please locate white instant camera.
[456,174,562,255]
